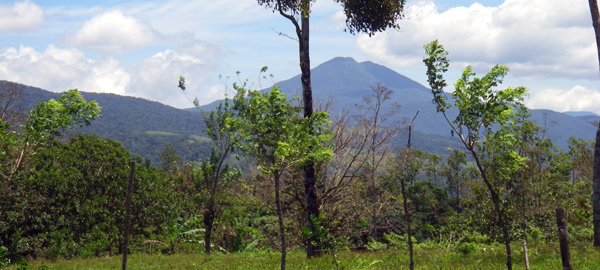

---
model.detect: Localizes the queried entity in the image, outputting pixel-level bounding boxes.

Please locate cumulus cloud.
[0,44,130,94]
[0,0,43,33]
[357,0,595,80]
[65,10,160,54]
[0,40,227,108]
[128,41,228,107]
[526,86,600,115]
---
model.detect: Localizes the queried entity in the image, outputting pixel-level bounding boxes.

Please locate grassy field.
[144,131,180,136]
[6,242,600,270]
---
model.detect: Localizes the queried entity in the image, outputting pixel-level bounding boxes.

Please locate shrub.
[457,242,477,256]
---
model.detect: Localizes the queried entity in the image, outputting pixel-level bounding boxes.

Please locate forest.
[1,44,599,269]
[2,0,600,270]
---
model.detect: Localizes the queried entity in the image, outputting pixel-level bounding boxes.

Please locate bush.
[365,238,388,251]
[383,232,416,250]
[462,231,488,244]
[569,225,593,242]
[1,134,184,259]
[457,242,477,256]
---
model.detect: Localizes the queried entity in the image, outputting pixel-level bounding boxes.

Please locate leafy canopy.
[24,89,101,145]
[230,84,333,174]
[423,40,528,147]
[258,0,405,36]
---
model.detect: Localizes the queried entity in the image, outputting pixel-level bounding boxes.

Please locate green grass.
[188,135,211,143]
[8,242,600,270]
[145,131,179,136]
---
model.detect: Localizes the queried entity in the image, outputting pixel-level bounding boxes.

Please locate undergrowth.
[5,241,600,270]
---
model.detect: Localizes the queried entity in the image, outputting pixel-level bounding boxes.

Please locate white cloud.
[0,44,130,95]
[0,42,227,108]
[526,85,600,115]
[66,10,160,54]
[0,0,43,33]
[357,0,595,80]
[128,41,228,107]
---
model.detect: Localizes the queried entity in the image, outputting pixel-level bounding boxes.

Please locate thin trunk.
[589,0,600,247]
[401,176,414,270]
[470,150,512,270]
[593,124,600,246]
[275,172,287,270]
[204,199,215,254]
[400,111,418,270]
[523,240,530,270]
[369,95,382,241]
[519,174,530,270]
[122,161,135,270]
[500,200,512,270]
[556,208,573,270]
[298,2,321,258]
[370,168,377,240]
[10,147,26,178]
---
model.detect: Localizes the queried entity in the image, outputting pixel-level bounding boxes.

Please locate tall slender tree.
[424,40,528,270]
[257,0,406,257]
[587,0,600,247]
[178,76,240,254]
[231,85,332,269]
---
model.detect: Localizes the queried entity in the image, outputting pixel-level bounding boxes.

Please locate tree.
[1,134,178,259]
[192,149,240,254]
[279,86,400,245]
[423,40,528,270]
[178,76,241,254]
[257,0,406,257]
[159,144,181,172]
[587,0,600,247]
[231,85,332,269]
[0,81,26,127]
[396,112,418,270]
[6,89,100,180]
[197,100,240,255]
[441,149,467,209]
[355,84,401,240]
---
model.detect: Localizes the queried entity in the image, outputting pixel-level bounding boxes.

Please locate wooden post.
[555,208,573,270]
[122,161,135,270]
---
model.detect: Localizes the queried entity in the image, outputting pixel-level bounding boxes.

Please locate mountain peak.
[316,57,360,69]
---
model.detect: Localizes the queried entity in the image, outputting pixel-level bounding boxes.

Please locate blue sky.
[1,0,599,115]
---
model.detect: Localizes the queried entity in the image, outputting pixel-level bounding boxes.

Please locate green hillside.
[5,57,598,162]
[15,82,209,163]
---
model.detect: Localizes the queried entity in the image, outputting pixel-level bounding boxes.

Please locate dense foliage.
[0,79,596,270]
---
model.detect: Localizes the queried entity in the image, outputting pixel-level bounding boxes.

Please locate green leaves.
[24,89,100,145]
[423,40,450,113]
[231,85,333,175]
[336,0,406,36]
[423,40,528,147]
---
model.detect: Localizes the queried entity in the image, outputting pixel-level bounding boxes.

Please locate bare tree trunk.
[370,168,378,240]
[122,161,135,270]
[275,172,287,270]
[399,111,418,270]
[556,208,573,270]
[297,3,321,258]
[276,1,319,258]
[523,240,530,270]
[500,214,512,270]
[470,152,512,270]
[594,125,600,246]
[203,198,215,254]
[588,0,600,247]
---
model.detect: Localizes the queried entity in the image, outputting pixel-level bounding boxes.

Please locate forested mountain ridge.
[203,57,599,150]
[11,83,211,163]
[4,57,598,162]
